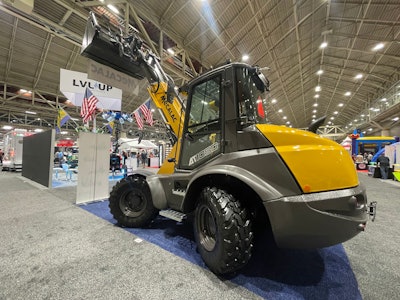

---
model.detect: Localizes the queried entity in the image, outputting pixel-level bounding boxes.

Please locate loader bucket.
[81,12,146,80]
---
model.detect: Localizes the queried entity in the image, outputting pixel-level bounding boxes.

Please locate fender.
[183,164,285,212]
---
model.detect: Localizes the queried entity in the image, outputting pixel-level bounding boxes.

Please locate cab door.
[179,73,223,170]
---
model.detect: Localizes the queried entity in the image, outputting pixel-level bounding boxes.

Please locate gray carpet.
[0,172,259,300]
[343,173,400,300]
[0,170,399,299]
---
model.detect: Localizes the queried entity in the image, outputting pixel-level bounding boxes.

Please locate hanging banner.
[60,69,122,110]
[87,60,141,95]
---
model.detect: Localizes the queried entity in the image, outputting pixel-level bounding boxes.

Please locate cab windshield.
[236,67,269,126]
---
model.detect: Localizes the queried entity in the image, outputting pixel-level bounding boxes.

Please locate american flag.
[134,110,143,129]
[80,87,99,123]
[139,99,154,126]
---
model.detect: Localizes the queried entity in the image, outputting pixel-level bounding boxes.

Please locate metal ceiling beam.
[77,0,126,7]
[0,5,81,47]
[128,4,158,56]
[33,34,54,89]
[55,0,88,20]
[330,16,399,26]
[328,46,400,62]
[323,0,372,117]
[4,17,18,83]
[190,1,236,63]
[59,9,73,26]
[293,0,307,123]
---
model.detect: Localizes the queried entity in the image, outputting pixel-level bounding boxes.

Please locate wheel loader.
[81,12,376,275]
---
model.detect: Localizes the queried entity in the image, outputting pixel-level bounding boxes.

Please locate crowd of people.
[118,149,156,169]
[352,151,391,180]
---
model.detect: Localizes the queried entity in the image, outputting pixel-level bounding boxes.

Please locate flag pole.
[92,113,97,133]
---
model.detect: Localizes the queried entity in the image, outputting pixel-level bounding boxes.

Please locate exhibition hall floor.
[0,170,399,299]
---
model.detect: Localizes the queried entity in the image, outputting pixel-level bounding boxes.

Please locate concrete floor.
[0,170,399,299]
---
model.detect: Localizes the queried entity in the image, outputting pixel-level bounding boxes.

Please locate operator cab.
[179,64,271,170]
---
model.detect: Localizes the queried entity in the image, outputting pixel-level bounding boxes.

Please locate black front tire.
[194,187,253,275]
[109,175,158,227]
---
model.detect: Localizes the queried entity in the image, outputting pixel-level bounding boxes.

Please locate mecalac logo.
[160,95,177,122]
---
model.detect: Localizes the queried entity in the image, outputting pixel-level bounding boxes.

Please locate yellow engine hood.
[257,124,359,193]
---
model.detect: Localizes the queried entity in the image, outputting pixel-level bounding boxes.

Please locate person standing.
[122,151,128,165]
[141,150,147,168]
[377,153,390,179]
[0,149,3,164]
[136,152,140,168]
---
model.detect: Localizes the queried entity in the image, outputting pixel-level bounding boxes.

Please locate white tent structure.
[118,138,157,150]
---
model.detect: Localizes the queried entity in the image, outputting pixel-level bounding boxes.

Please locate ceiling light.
[278,109,283,113]
[19,89,32,94]
[242,54,249,61]
[283,116,287,120]
[355,74,363,79]
[312,119,316,122]
[314,94,319,98]
[361,114,365,117]
[320,42,328,49]
[312,115,316,118]
[345,91,351,96]
[315,86,321,92]
[354,119,358,122]
[330,117,334,120]
[333,111,338,114]
[393,117,399,121]
[327,121,332,125]
[271,98,277,104]
[167,48,175,55]
[380,98,387,101]
[372,43,384,51]
[338,103,344,107]
[362,131,366,134]
[312,110,317,113]
[107,4,119,14]
[368,128,373,131]
[286,121,290,124]
[34,129,43,133]
[25,110,37,115]
[3,125,13,130]
[316,70,323,75]
[313,103,318,107]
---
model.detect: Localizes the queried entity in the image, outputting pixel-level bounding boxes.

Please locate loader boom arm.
[81,12,185,157]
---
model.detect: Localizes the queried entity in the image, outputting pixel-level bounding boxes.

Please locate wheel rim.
[197,204,217,251]
[119,190,146,217]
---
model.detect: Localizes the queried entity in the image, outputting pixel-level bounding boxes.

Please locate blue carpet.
[80,200,362,300]
[52,175,123,188]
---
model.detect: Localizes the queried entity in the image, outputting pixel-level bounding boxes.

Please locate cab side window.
[180,75,222,169]
[188,76,221,133]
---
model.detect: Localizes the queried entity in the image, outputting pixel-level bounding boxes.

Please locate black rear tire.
[109,175,158,227]
[194,187,253,275]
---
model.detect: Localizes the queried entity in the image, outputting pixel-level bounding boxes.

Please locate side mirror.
[250,69,270,92]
